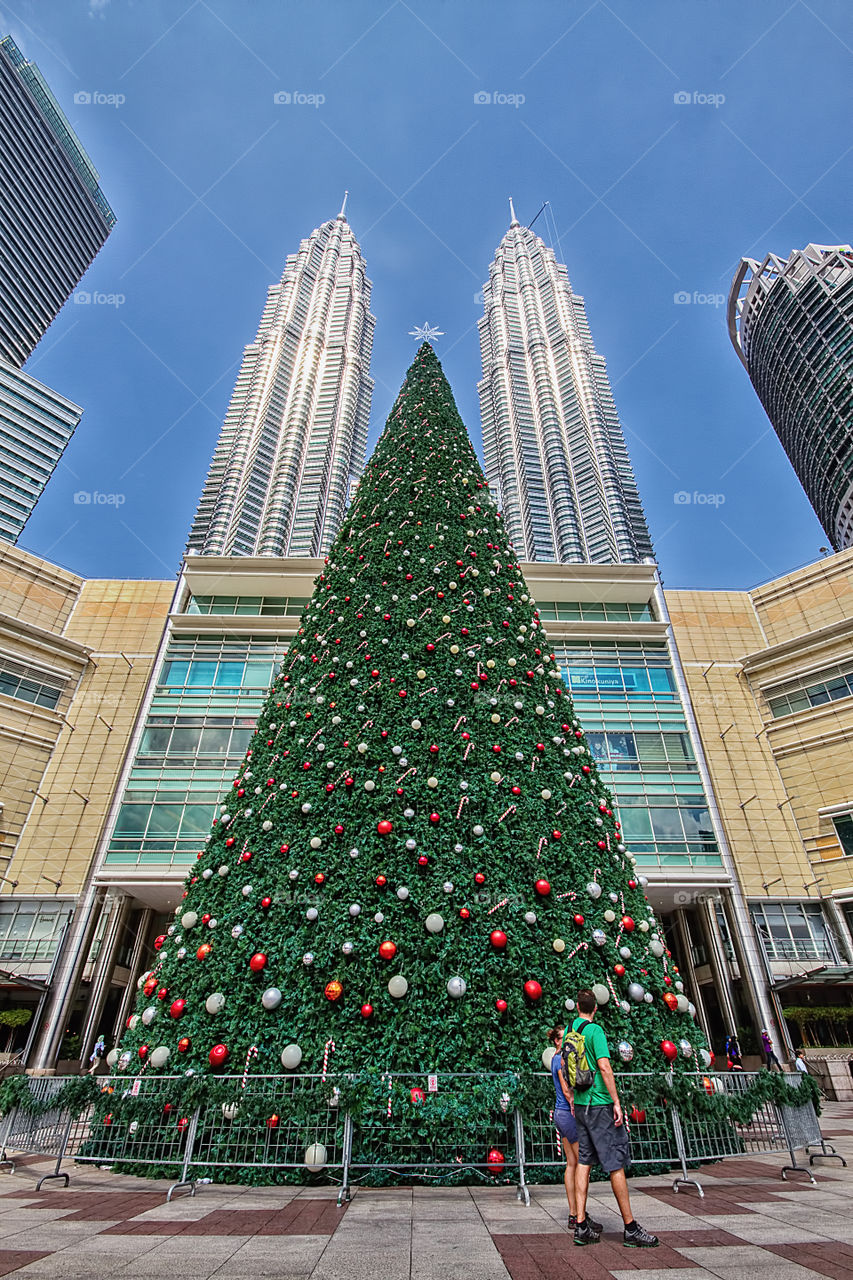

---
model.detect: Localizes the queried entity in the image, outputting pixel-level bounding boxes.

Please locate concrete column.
[30,884,106,1072]
[699,897,739,1037]
[719,889,789,1055]
[673,907,712,1043]
[111,906,153,1043]
[78,892,132,1065]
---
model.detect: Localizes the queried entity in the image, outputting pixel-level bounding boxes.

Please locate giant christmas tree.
[115,345,703,1084]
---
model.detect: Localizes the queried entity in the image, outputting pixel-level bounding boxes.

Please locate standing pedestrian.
[794,1053,809,1075]
[725,1032,743,1071]
[570,990,659,1249]
[760,1028,782,1071]
[546,1027,600,1232]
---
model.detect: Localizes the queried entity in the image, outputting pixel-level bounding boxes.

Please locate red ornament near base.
[489,930,508,950]
[360,1003,374,1019]
[378,941,397,961]
[169,999,186,1019]
[523,980,543,1001]
[495,998,508,1013]
[410,1087,425,1103]
[534,879,551,896]
[660,1040,677,1062]
[324,980,343,1002]
[209,1043,230,1068]
[486,1147,505,1170]
[249,953,267,972]
[629,1106,646,1124]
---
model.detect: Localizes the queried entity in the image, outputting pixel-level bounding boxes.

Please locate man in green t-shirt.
[570,988,659,1248]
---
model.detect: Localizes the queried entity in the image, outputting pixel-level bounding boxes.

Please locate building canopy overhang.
[773,964,853,990]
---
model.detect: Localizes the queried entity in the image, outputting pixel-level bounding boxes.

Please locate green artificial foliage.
[95,345,716,1177]
[0,1010,32,1029]
[0,1073,100,1117]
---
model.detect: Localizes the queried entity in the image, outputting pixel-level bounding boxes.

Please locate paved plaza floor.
[0,1103,850,1278]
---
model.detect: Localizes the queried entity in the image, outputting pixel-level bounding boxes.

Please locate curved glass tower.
[188,201,375,558]
[728,243,853,551]
[477,205,653,564]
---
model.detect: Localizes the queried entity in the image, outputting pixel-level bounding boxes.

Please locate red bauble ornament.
[490,929,508,949]
[523,980,543,1001]
[573,913,585,926]
[138,1044,148,1060]
[266,1114,280,1129]
[153,934,166,951]
[157,986,169,1001]
[552,830,562,841]
[495,998,508,1013]
[360,1003,373,1019]
[177,1116,189,1130]
[375,875,387,888]
[334,824,344,836]
[261,896,272,910]
[417,855,429,866]
[614,964,626,977]
[324,980,343,1002]
[474,872,486,885]
[196,943,212,960]
[487,1148,505,1168]
[103,1113,112,1126]
[170,999,186,1019]
[143,977,157,997]
[663,992,679,1012]
[621,915,635,931]
[627,879,637,889]
[378,940,397,961]
[377,820,393,836]
[314,873,326,885]
[534,879,551,896]
[429,812,440,825]
[177,1036,191,1053]
[459,907,470,920]
[410,1087,425,1103]
[209,1043,229,1068]
[249,953,267,972]
[629,1106,646,1124]
[661,1040,678,1062]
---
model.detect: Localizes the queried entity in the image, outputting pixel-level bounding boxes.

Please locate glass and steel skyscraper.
[0,35,116,367]
[188,200,375,559]
[728,243,853,551]
[0,363,81,543]
[477,203,653,564]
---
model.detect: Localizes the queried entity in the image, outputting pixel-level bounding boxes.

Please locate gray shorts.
[575,1103,631,1173]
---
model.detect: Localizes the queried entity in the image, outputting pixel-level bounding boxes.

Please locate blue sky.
[6,0,852,588]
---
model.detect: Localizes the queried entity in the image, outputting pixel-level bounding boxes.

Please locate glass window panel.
[162,661,190,686]
[607,733,637,760]
[214,662,244,686]
[681,807,713,837]
[179,804,214,835]
[568,668,596,690]
[636,733,665,761]
[586,733,607,761]
[140,727,171,754]
[199,727,232,755]
[649,808,684,839]
[114,804,149,835]
[244,662,273,686]
[170,727,201,753]
[9,912,34,939]
[35,687,60,708]
[618,809,652,838]
[648,668,675,692]
[596,668,624,690]
[146,805,184,835]
[230,728,253,755]
[834,814,853,857]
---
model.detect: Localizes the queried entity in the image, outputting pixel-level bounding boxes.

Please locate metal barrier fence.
[0,1069,836,1204]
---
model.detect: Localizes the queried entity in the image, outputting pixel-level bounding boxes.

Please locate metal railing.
[0,1069,833,1204]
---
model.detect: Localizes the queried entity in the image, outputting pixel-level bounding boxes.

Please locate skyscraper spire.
[187,209,375,559]
[508,195,519,227]
[337,189,349,220]
[478,222,652,564]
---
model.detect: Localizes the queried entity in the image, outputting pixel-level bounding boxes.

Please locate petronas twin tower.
[188,199,652,565]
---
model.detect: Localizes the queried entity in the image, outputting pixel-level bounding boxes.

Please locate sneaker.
[573,1218,602,1247]
[586,1211,603,1234]
[568,1214,577,1229]
[623,1222,659,1248]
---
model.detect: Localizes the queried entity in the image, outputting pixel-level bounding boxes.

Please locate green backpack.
[561,1027,595,1092]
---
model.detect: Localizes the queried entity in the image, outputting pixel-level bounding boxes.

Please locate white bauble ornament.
[425,914,444,934]
[586,883,602,900]
[202,869,213,880]
[231,924,243,939]
[542,1047,555,1070]
[679,1038,693,1058]
[524,911,537,925]
[261,987,282,1010]
[341,942,354,956]
[643,991,654,1003]
[141,1006,158,1026]
[396,887,409,901]
[617,1040,634,1063]
[603,909,616,923]
[446,976,467,999]
[181,911,198,929]
[388,975,409,999]
[676,994,689,1013]
[149,1046,170,1069]
[628,982,645,1002]
[281,1044,303,1070]
[699,1048,712,1069]
[303,952,314,966]
[638,921,649,932]
[205,993,225,1015]
[222,1101,240,1121]
[591,983,610,1005]
[106,1049,119,1067]
[304,1142,328,1171]
[592,929,607,946]
[306,908,319,922]
[564,998,576,1012]
[649,940,664,958]
[242,885,253,897]
[552,938,565,953]
[349,904,361,917]
[619,946,632,960]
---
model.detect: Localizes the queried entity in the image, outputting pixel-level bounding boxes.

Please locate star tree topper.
[408,321,444,343]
